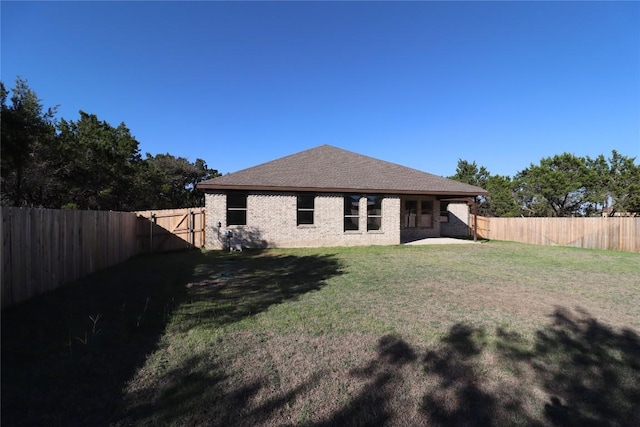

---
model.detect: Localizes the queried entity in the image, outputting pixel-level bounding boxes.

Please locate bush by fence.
[473,216,640,253]
[1,206,204,308]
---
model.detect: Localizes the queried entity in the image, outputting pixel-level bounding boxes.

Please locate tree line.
[1,77,220,211]
[450,151,640,217]
[2,77,638,217]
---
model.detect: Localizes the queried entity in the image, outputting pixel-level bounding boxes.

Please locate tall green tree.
[449,159,490,215]
[484,174,521,217]
[516,153,595,217]
[451,152,638,218]
[136,153,220,209]
[588,150,640,216]
[1,77,58,206]
[450,159,489,188]
[56,111,142,210]
[2,77,220,211]
[450,160,520,217]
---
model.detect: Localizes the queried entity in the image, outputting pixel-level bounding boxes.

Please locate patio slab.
[403,237,479,245]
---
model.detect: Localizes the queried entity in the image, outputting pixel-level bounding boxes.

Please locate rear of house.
[198,145,486,249]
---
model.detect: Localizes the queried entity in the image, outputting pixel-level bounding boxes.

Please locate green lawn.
[2,242,639,426]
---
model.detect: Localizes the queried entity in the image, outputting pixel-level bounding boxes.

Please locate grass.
[2,242,639,426]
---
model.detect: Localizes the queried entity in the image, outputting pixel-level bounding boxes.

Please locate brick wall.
[441,202,471,237]
[205,192,400,249]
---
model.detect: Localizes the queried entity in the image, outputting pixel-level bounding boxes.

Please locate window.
[297,194,315,225]
[440,201,450,223]
[405,199,434,228]
[404,200,417,228]
[421,200,433,228]
[367,196,383,231]
[344,195,360,231]
[227,193,247,225]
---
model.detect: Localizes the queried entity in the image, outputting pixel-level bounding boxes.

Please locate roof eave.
[197,183,488,196]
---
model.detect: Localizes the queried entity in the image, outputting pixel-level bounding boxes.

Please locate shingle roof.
[198,145,487,196]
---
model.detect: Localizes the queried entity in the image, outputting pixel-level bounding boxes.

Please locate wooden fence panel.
[1,208,11,305]
[0,207,141,308]
[135,208,205,252]
[476,216,639,253]
[1,206,205,308]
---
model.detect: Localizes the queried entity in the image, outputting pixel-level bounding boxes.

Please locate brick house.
[197,145,487,249]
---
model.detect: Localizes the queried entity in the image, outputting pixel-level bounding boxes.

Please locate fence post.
[473,200,478,242]
[187,209,192,247]
[201,208,205,248]
[149,213,156,252]
[190,209,196,247]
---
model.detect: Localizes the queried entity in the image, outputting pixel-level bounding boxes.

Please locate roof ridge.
[217,144,343,177]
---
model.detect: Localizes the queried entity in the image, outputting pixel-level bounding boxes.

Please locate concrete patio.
[402,237,480,245]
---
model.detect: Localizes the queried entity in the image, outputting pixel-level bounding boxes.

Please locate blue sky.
[2,1,639,178]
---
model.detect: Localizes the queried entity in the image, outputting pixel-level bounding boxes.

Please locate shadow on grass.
[505,306,640,426]
[318,308,640,426]
[421,324,499,425]
[5,244,638,427]
[119,354,326,426]
[421,309,639,425]
[1,248,343,427]
[311,335,417,426]
[172,249,343,331]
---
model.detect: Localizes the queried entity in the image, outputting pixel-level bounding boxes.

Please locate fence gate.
[471,215,491,239]
[135,208,205,252]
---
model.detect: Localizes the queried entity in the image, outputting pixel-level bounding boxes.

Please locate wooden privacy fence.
[472,216,640,253]
[2,207,139,308]
[135,208,205,252]
[1,206,205,309]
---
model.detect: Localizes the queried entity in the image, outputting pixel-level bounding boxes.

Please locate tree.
[588,150,640,216]
[56,111,142,210]
[484,174,521,217]
[450,159,489,188]
[449,159,489,215]
[2,77,220,211]
[451,152,638,218]
[450,160,520,217]
[516,153,595,217]
[135,153,220,209]
[1,77,58,206]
